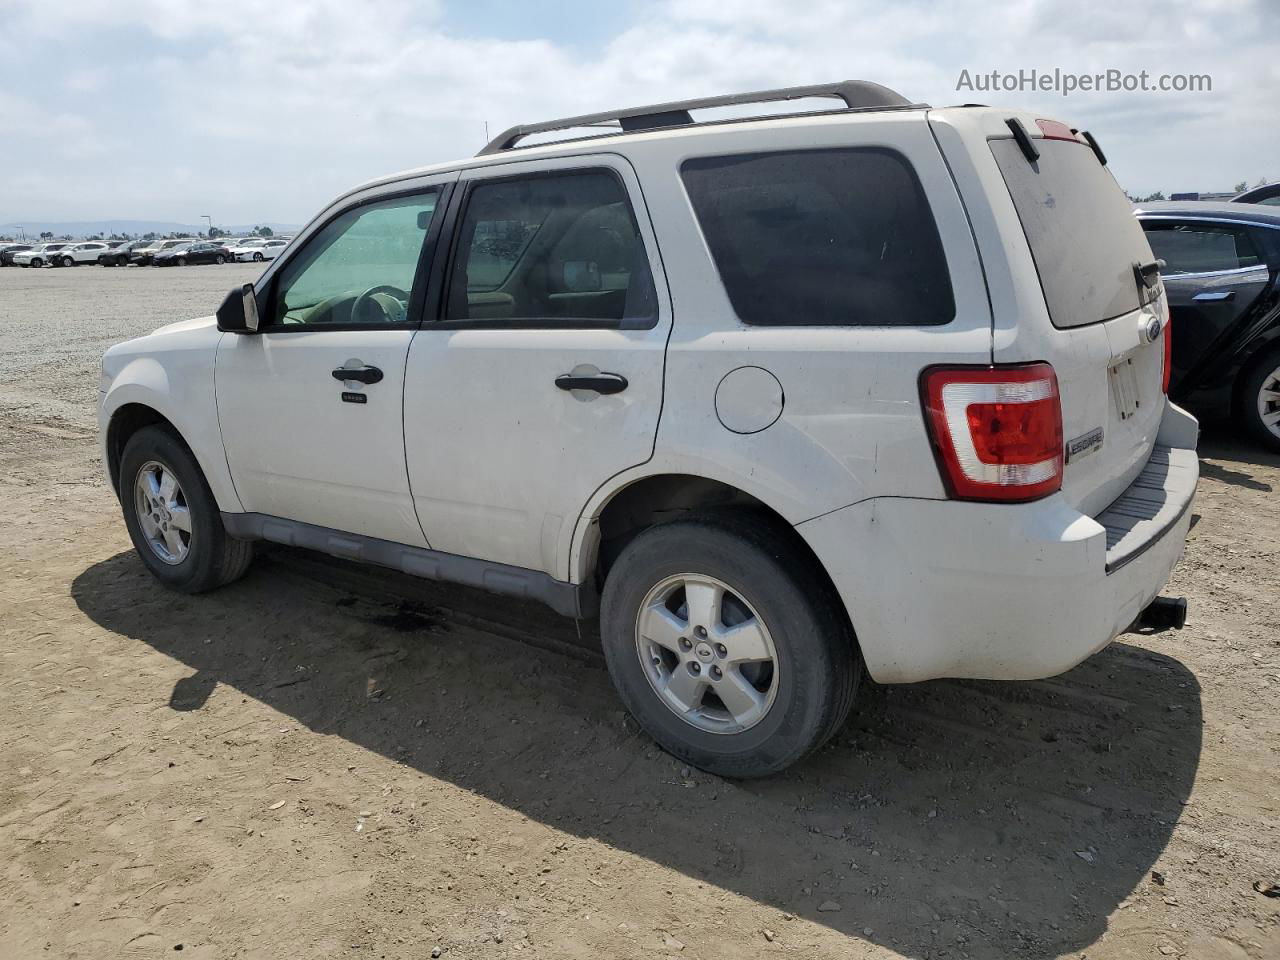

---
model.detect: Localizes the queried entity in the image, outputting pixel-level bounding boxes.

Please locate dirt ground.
[1,264,1277,960]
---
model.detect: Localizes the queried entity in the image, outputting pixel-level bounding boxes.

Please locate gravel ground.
[0,265,1277,960]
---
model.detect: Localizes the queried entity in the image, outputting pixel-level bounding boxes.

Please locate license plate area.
[1109,357,1141,421]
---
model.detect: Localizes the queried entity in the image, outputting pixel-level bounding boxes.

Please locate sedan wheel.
[215,254,225,264]
[1244,353,1280,452]
[62,256,75,267]
[253,252,264,262]
[176,256,186,266]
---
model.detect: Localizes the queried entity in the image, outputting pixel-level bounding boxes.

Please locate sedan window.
[1143,222,1264,275]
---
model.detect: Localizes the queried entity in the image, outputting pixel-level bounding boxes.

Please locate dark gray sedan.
[1136,202,1280,450]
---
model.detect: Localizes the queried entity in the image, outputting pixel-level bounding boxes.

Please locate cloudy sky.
[2,0,1276,225]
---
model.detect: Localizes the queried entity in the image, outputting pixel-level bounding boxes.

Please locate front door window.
[270,191,441,327]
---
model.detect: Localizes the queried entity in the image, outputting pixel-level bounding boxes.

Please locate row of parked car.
[0,236,291,268]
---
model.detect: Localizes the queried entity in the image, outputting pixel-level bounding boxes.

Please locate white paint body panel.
[98,316,243,513]
[404,154,671,575]
[214,328,427,546]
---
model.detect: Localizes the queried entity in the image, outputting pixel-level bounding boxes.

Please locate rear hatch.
[987,120,1166,516]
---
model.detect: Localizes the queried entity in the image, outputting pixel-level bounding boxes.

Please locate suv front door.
[215,176,454,545]
[404,156,670,577]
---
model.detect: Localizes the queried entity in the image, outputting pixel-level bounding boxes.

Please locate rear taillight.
[921,363,1064,502]
[1161,306,1173,394]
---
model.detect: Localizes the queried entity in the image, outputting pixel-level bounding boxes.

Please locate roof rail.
[477,80,917,155]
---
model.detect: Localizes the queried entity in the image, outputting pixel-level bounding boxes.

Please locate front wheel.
[62,256,75,267]
[120,425,253,592]
[600,514,859,778]
[1242,349,1280,452]
[176,256,186,266]
[252,252,264,262]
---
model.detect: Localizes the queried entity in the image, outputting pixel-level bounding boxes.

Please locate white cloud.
[0,0,1274,223]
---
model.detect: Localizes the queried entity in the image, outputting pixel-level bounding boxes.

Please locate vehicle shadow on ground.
[1197,428,1278,492]
[72,549,1202,960]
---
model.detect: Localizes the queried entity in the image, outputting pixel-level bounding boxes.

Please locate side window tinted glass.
[681,148,954,326]
[445,170,656,325]
[1142,222,1263,275]
[270,191,439,327]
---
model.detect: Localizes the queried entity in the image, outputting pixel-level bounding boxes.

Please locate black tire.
[29,259,40,268]
[119,425,253,592]
[176,256,186,266]
[1241,347,1280,453]
[62,256,74,267]
[215,254,226,264]
[600,513,859,778]
[252,251,264,262]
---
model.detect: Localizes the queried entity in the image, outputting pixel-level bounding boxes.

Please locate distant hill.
[0,220,301,239]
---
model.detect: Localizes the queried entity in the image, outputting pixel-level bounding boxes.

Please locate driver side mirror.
[216,283,261,333]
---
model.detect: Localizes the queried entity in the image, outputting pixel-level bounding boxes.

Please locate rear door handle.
[331,365,384,385]
[1192,291,1234,302]
[555,372,628,395]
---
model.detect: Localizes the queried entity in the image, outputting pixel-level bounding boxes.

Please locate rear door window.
[444,169,656,326]
[680,148,954,326]
[1141,221,1264,275]
[991,137,1155,328]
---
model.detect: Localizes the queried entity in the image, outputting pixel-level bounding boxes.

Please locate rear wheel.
[120,425,253,592]
[1242,349,1280,452]
[215,254,226,264]
[600,514,859,778]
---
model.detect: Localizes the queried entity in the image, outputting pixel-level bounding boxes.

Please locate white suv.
[99,82,1198,777]
[51,241,111,266]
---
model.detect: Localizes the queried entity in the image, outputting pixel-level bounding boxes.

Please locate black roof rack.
[477,81,919,156]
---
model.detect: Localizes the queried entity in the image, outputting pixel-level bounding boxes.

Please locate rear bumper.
[797,402,1199,683]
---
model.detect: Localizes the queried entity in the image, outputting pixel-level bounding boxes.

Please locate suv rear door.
[956,115,1169,515]
[402,154,670,578]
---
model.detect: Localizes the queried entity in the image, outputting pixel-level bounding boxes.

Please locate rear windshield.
[992,137,1154,328]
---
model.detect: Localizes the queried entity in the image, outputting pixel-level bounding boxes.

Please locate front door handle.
[332,365,383,385]
[555,372,628,395]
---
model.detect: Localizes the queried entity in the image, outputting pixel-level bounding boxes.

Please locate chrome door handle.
[1192,291,1234,302]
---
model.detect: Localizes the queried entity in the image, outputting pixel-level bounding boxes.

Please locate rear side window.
[681,148,954,326]
[1141,221,1263,275]
[992,138,1154,327]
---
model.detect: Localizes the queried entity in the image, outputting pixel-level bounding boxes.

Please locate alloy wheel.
[133,460,192,564]
[1257,364,1280,441]
[634,573,779,734]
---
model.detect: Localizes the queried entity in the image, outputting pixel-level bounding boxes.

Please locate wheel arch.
[574,472,858,653]
[102,383,243,513]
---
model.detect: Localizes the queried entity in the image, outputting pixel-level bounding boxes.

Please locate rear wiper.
[1133,259,1163,302]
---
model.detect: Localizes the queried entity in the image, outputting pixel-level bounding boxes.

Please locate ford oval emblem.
[1142,316,1162,344]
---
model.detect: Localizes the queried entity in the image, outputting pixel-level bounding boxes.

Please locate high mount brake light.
[921,363,1064,502]
[1035,119,1081,143]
